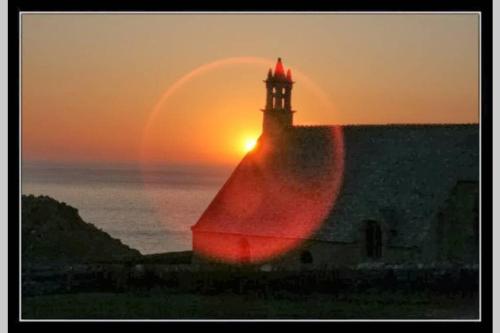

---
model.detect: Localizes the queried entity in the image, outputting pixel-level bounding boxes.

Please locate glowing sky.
[22,13,479,166]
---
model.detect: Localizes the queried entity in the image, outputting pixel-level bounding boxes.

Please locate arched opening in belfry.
[271,86,278,109]
[364,220,382,259]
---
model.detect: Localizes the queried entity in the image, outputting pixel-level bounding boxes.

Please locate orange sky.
[21,13,479,166]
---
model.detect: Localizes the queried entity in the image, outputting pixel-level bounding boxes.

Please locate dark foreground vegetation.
[23,290,478,319]
[22,264,479,319]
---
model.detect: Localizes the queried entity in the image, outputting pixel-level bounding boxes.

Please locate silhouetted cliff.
[22,195,141,264]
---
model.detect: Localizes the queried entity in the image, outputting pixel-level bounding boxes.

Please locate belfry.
[262,58,295,136]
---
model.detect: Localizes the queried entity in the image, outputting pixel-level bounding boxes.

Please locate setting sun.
[243,137,257,152]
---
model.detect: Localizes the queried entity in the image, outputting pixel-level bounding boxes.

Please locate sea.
[21,162,233,254]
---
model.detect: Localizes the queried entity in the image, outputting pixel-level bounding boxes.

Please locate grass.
[22,290,479,320]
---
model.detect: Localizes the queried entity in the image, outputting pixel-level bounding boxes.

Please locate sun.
[243,137,257,152]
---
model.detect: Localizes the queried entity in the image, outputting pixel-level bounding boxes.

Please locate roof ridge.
[293,123,479,128]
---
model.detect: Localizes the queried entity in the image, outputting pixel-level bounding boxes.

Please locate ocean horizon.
[21,161,233,254]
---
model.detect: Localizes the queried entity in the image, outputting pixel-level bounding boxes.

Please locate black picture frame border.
[8,0,492,331]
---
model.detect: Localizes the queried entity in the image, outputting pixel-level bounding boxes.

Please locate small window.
[300,250,313,264]
[365,220,382,259]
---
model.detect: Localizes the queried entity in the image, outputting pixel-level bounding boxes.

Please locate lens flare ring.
[140,56,344,263]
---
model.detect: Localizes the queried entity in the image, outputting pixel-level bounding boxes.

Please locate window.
[365,220,382,259]
[300,250,313,264]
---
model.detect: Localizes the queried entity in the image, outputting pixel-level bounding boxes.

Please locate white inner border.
[18,11,483,323]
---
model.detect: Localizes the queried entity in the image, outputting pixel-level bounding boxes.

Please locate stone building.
[191,58,479,269]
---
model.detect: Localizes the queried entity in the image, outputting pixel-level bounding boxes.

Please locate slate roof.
[192,124,479,249]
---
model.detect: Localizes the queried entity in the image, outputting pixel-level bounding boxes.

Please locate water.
[21,162,232,254]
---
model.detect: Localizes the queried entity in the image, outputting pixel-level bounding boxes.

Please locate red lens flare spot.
[192,126,344,264]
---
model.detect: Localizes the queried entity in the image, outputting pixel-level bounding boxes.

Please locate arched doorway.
[238,237,251,263]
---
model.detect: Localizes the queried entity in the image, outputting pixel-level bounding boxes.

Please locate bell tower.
[262,58,295,136]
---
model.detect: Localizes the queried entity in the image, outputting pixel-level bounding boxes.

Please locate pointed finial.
[267,68,272,78]
[274,57,285,77]
[286,69,292,81]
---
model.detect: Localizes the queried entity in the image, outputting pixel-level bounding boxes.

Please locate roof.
[192,124,479,248]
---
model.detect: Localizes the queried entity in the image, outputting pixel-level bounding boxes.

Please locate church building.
[191,58,479,269]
